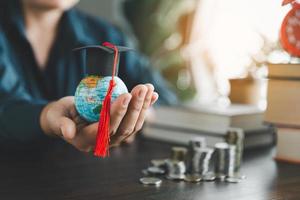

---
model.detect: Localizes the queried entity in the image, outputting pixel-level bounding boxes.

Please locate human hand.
[40,84,158,152]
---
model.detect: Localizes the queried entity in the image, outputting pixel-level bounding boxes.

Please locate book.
[264,79,300,127]
[268,63,300,79]
[276,127,300,164]
[147,104,266,134]
[142,123,275,149]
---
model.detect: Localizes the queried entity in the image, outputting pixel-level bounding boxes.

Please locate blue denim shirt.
[0,1,178,142]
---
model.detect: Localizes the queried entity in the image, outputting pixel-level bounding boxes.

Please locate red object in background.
[280,2,300,56]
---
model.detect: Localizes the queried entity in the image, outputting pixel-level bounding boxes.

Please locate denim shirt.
[0,1,178,142]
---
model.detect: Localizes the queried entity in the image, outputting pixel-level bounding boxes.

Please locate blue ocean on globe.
[75,76,128,122]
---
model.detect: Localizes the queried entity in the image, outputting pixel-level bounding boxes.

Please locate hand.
[40,84,159,152]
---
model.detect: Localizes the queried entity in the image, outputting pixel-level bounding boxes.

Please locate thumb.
[59,117,76,140]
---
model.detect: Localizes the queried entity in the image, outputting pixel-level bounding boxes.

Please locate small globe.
[75,75,128,122]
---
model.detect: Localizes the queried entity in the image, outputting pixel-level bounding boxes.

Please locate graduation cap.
[73,44,133,77]
[73,42,133,158]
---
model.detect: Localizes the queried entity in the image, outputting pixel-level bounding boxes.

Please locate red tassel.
[94,42,119,157]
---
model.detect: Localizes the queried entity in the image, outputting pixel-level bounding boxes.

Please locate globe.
[75,75,128,122]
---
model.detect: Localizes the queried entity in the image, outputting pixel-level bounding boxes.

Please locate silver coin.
[139,177,162,186]
[147,166,165,175]
[215,174,226,182]
[151,159,167,168]
[202,173,216,181]
[171,147,188,161]
[184,174,202,183]
[225,177,241,183]
[235,174,246,180]
[189,137,206,150]
[166,174,186,180]
[165,159,186,175]
[240,175,246,179]
[141,169,149,176]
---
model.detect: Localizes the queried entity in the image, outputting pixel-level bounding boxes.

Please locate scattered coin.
[141,169,149,176]
[151,159,167,168]
[215,175,226,182]
[139,177,162,186]
[239,174,246,180]
[184,174,202,183]
[166,174,186,180]
[225,177,242,183]
[147,166,165,175]
[201,173,216,181]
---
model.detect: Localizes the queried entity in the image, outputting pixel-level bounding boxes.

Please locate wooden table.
[0,137,300,200]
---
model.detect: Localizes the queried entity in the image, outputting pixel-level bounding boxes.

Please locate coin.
[165,159,186,175]
[184,174,202,183]
[151,159,167,168]
[139,177,162,186]
[147,166,165,175]
[141,169,149,176]
[238,174,246,180]
[202,173,216,181]
[225,128,244,173]
[225,177,241,183]
[166,174,186,180]
[189,137,206,150]
[171,147,188,161]
[215,174,226,182]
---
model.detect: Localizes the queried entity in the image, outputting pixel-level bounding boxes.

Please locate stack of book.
[143,104,275,149]
[265,63,300,163]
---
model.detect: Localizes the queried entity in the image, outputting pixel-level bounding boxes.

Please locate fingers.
[124,134,136,144]
[59,85,159,152]
[111,85,147,145]
[133,84,154,134]
[124,91,159,144]
[59,117,76,140]
[71,94,132,152]
[110,93,132,135]
[71,122,98,152]
[151,92,159,105]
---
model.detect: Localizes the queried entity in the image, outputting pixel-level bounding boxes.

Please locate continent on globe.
[75,75,128,122]
[82,76,100,88]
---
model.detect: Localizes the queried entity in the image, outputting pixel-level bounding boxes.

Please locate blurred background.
[77,0,291,106]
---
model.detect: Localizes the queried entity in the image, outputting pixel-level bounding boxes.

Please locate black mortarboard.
[73,45,133,77]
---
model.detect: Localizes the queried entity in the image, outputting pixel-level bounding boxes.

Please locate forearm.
[0,100,49,142]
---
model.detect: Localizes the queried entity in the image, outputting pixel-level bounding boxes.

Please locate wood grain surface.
[0,136,299,200]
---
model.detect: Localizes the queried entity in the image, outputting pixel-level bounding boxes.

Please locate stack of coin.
[192,148,214,175]
[214,142,236,180]
[187,138,206,174]
[171,147,188,162]
[225,128,244,173]
[165,159,186,180]
[226,144,236,178]
[189,137,206,151]
[185,138,215,183]
[140,142,245,186]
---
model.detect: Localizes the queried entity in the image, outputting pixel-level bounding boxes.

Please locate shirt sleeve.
[0,35,48,142]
